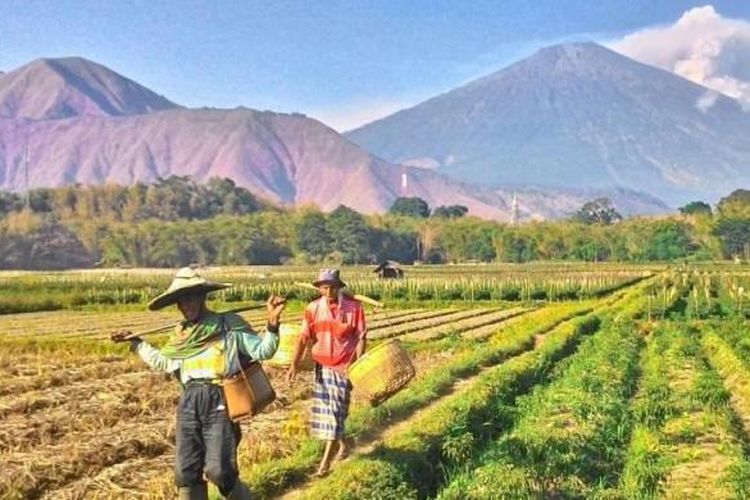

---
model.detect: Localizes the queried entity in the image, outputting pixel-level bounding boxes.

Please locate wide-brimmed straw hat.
[312,268,347,288]
[148,267,232,311]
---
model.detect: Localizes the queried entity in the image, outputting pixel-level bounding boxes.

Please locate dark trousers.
[175,383,241,496]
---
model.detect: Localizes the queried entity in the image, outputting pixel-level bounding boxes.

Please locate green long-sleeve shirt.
[134,311,279,384]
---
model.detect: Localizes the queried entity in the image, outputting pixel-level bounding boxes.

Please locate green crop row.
[704,318,750,371]
[296,314,604,499]
[621,323,750,498]
[439,315,642,499]
[702,328,750,436]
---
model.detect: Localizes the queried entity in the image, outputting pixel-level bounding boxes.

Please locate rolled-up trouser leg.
[179,483,208,500]
[227,480,252,500]
[203,385,242,496]
[175,386,206,488]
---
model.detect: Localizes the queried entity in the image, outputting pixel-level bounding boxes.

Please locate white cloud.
[609,5,750,110]
[308,98,415,133]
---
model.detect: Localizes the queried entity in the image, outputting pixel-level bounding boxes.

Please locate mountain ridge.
[346,42,750,206]
[0,106,521,219]
[0,57,178,119]
[0,53,670,220]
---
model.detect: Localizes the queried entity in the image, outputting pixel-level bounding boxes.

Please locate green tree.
[295,211,333,260]
[327,205,372,264]
[713,218,750,260]
[574,198,622,225]
[28,188,54,213]
[389,197,430,218]
[205,177,261,216]
[370,228,418,263]
[679,201,712,216]
[242,212,292,264]
[641,220,697,261]
[122,184,148,222]
[156,176,197,219]
[717,189,750,219]
[532,222,569,260]
[498,231,537,263]
[568,238,610,262]
[0,191,23,219]
[187,220,218,265]
[438,219,496,262]
[432,205,468,219]
[149,221,198,267]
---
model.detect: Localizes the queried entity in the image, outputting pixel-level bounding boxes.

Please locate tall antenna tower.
[510,192,519,225]
[401,169,409,197]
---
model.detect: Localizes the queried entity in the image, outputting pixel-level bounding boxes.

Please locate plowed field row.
[0,308,424,340]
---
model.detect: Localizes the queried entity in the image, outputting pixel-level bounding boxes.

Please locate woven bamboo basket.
[221,362,275,422]
[267,324,314,370]
[348,339,415,406]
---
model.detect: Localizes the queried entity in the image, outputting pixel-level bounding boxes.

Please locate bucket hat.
[312,268,347,288]
[148,267,232,311]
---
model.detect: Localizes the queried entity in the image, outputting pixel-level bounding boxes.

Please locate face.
[317,283,340,300]
[177,293,207,322]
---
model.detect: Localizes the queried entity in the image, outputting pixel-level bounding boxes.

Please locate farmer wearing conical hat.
[287,268,367,476]
[111,267,286,500]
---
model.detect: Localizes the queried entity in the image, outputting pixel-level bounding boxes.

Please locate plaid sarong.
[311,364,351,440]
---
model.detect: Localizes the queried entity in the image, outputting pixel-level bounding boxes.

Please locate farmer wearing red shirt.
[286,269,366,476]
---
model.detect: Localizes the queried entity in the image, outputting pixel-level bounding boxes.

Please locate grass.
[439,317,643,499]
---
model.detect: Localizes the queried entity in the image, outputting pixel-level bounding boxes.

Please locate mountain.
[0,56,667,220]
[0,57,177,119]
[346,42,750,206]
[0,106,516,219]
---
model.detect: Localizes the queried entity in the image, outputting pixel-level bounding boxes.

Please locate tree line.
[1,177,749,269]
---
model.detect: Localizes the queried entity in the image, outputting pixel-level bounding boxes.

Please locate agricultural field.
[3,263,750,499]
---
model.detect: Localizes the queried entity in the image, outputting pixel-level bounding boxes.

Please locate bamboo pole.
[122,281,384,341]
[122,303,266,339]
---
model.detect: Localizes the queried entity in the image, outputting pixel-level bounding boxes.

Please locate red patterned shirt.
[301,294,367,374]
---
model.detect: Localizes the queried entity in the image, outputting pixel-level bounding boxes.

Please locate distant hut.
[374,260,404,279]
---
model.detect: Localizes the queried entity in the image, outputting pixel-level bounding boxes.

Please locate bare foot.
[333,442,348,462]
[315,464,330,477]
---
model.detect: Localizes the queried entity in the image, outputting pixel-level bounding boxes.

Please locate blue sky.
[2,1,750,130]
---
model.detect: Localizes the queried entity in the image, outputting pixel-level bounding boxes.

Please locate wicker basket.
[221,362,275,422]
[267,324,314,370]
[348,339,415,406]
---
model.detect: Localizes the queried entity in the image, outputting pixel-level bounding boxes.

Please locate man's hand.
[354,335,367,361]
[111,330,135,343]
[267,295,286,328]
[286,365,297,384]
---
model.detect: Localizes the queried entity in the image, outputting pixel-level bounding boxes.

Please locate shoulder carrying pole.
[123,303,266,339]
[293,282,385,308]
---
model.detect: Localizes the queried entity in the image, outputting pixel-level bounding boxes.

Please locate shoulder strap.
[223,313,254,369]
